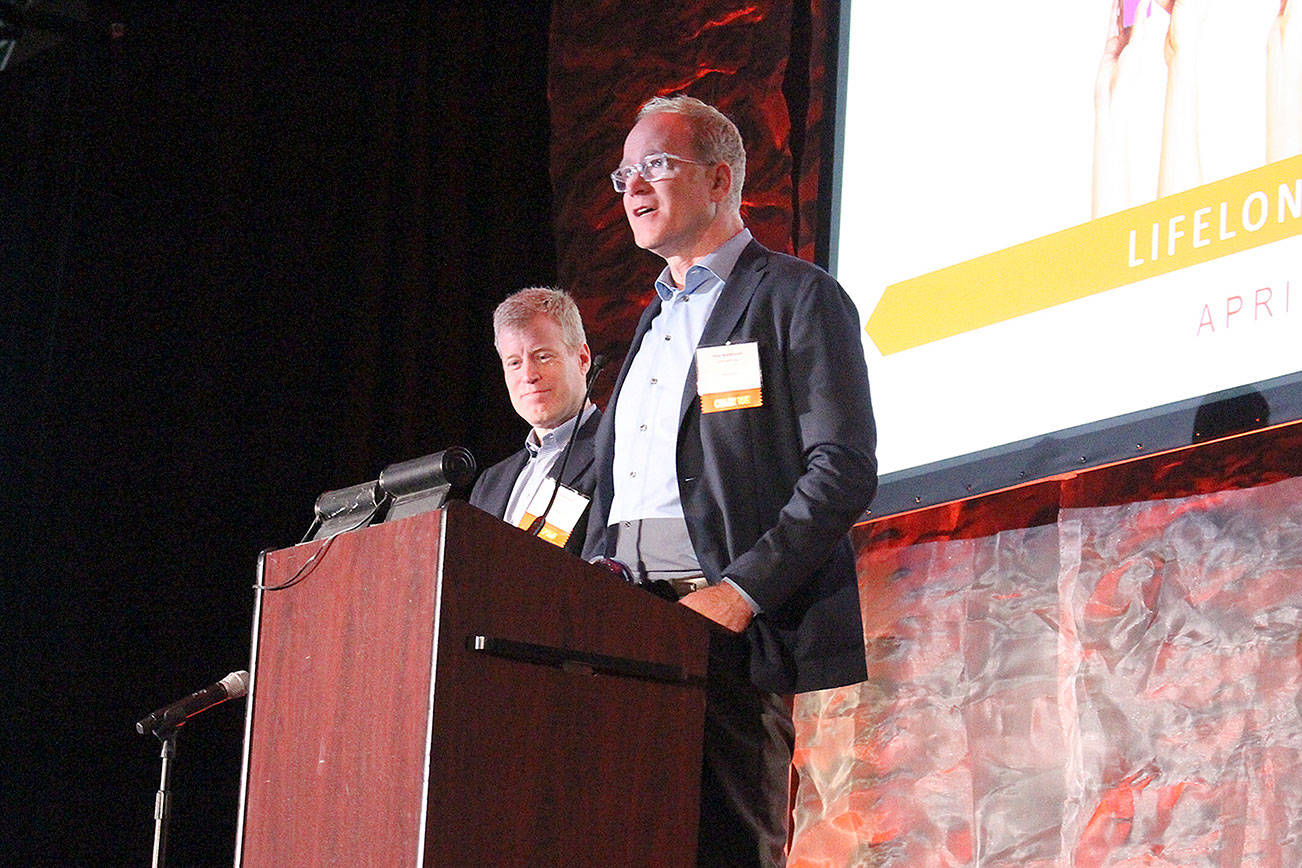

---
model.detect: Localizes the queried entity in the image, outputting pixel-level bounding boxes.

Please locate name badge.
[696,342,762,414]
[517,478,590,547]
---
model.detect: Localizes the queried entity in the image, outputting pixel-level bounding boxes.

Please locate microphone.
[527,353,607,537]
[585,352,607,389]
[135,670,249,736]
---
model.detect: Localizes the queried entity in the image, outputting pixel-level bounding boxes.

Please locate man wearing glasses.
[583,96,877,866]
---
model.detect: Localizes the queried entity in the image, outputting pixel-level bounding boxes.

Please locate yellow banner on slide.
[865,155,1302,355]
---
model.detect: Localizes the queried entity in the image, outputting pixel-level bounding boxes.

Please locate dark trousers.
[697,631,794,868]
[611,519,794,866]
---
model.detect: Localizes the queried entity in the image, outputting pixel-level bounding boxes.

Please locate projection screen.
[830,0,1302,516]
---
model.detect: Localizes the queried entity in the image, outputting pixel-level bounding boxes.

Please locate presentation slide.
[834,0,1302,513]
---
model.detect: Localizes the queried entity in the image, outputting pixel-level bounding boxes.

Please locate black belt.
[642,575,709,600]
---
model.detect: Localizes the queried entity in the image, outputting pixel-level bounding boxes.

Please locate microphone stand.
[136,670,249,865]
[150,727,179,868]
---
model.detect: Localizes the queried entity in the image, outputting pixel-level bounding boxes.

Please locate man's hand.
[680,582,753,633]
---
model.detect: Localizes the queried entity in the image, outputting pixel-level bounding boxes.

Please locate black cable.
[527,353,606,537]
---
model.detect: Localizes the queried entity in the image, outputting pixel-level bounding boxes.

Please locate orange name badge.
[697,342,763,414]
[517,478,590,547]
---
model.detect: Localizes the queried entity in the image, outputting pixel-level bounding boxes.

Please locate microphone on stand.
[526,353,607,537]
[585,352,608,391]
[136,669,250,868]
[135,670,250,736]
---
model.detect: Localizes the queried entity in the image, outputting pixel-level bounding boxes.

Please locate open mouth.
[633,205,656,217]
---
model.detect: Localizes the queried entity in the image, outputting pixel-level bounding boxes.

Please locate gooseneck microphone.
[135,670,250,736]
[527,353,607,537]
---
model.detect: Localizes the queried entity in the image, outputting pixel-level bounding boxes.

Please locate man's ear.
[710,162,733,203]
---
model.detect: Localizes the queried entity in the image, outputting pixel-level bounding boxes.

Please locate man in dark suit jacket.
[584,97,877,866]
[469,287,600,555]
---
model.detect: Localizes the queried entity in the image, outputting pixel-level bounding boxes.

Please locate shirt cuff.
[722,576,762,614]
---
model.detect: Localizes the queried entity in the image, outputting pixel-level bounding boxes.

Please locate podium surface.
[236,501,709,866]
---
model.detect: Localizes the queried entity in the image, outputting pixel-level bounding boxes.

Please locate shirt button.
[650,378,658,385]
[630,471,637,478]
[664,335,671,341]
[639,424,647,431]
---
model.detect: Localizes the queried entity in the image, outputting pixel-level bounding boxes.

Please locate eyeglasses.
[610,153,708,193]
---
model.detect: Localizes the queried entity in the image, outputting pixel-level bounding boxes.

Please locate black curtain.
[1,4,553,863]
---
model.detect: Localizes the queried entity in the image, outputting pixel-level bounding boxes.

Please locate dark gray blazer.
[468,409,602,556]
[583,240,877,695]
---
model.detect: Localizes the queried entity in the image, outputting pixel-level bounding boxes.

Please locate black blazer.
[583,241,877,695]
[468,409,602,556]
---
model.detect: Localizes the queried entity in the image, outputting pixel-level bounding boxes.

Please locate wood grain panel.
[239,503,709,865]
[241,512,443,865]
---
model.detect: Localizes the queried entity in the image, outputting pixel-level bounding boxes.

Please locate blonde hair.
[637,95,746,210]
[492,287,586,351]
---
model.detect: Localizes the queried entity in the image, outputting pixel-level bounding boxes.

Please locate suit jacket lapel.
[556,410,601,488]
[483,450,530,518]
[678,240,769,425]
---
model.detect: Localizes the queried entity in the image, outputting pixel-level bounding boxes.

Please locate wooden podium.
[235,501,710,866]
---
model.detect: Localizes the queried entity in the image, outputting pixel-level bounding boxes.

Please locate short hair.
[492,287,586,352]
[637,95,746,210]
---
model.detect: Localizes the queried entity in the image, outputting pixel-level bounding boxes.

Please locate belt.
[635,576,709,602]
[662,576,709,597]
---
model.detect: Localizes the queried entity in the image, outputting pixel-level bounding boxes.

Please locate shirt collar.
[524,403,595,458]
[653,227,753,301]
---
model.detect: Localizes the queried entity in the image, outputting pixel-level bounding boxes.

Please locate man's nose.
[522,358,541,380]
[625,169,652,194]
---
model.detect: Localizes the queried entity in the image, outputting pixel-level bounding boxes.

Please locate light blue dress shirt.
[504,405,596,527]
[608,228,754,524]
[608,228,760,610]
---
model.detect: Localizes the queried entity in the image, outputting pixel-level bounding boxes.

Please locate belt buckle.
[669,577,709,597]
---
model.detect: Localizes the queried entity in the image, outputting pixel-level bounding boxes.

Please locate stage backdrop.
[1,5,559,864]
[791,424,1302,866]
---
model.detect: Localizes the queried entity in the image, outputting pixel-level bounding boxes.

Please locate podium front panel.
[237,503,708,866]
[240,511,443,865]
